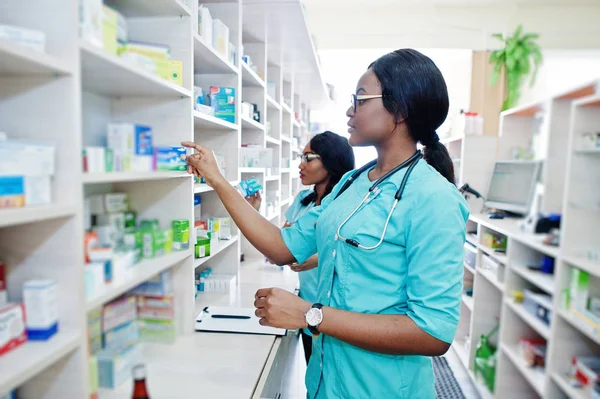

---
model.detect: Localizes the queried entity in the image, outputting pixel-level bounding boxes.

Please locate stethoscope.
[333,150,423,250]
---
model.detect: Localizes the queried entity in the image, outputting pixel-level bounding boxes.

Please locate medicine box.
[79,0,103,48]
[23,280,58,340]
[209,86,236,123]
[137,295,175,320]
[0,176,25,209]
[212,19,229,57]
[239,147,273,168]
[0,24,45,52]
[85,262,105,301]
[195,237,211,259]
[0,303,27,356]
[102,296,137,332]
[138,318,176,343]
[481,232,507,250]
[89,356,99,397]
[103,320,139,353]
[141,228,165,259]
[0,139,55,177]
[154,146,187,171]
[89,193,128,215]
[107,124,153,156]
[168,60,183,86]
[119,40,170,61]
[130,270,174,296]
[97,344,142,389]
[102,5,119,54]
[198,5,213,44]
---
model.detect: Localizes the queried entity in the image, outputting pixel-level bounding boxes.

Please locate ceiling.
[302,0,600,50]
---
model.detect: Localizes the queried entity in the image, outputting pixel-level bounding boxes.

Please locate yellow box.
[168,60,183,86]
[102,5,118,54]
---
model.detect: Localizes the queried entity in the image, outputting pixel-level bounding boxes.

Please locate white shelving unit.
[0,0,328,397]
[452,83,600,399]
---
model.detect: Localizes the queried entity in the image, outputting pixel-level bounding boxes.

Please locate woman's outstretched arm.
[182,141,296,265]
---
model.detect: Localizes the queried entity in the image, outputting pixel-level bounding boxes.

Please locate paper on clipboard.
[195,306,286,336]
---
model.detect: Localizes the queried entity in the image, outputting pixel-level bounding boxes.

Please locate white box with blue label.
[154,146,187,171]
[107,123,154,156]
[23,279,59,340]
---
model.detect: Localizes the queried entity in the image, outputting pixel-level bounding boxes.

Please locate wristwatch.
[305,303,324,337]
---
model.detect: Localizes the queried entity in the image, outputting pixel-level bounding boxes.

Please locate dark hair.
[301,131,355,206]
[369,49,455,184]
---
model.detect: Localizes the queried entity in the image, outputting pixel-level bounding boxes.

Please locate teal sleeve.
[285,191,308,223]
[281,171,353,264]
[404,188,469,344]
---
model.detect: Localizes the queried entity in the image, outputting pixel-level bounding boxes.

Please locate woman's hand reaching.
[181,141,226,188]
[245,192,262,211]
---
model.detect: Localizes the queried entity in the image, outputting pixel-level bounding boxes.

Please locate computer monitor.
[484,160,541,216]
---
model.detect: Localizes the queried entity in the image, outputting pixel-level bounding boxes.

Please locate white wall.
[311,48,473,167]
[518,50,600,105]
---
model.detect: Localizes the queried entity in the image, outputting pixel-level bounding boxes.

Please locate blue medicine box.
[209,86,236,123]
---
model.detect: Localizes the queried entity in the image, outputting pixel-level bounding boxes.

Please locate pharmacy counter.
[100,259,303,399]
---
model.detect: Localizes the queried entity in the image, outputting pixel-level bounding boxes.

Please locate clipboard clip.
[196,306,210,323]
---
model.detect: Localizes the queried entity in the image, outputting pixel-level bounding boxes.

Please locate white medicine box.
[23,279,59,340]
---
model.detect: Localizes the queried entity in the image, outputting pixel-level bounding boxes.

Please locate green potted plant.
[489,25,543,111]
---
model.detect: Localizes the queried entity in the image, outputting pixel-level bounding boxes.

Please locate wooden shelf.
[462,294,474,311]
[557,308,600,345]
[511,264,555,295]
[241,115,265,131]
[0,40,73,76]
[505,299,551,339]
[105,0,191,17]
[0,329,81,395]
[83,171,190,184]
[266,95,281,111]
[265,136,281,145]
[501,343,546,397]
[86,250,192,311]
[464,262,476,275]
[241,62,265,88]
[80,41,191,98]
[194,235,239,268]
[193,35,238,75]
[563,255,600,278]
[240,167,265,174]
[551,373,588,399]
[479,267,505,292]
[480,244,508,264]
[0,204,76,229]
[194,111,239,131]
[281,102,293,114]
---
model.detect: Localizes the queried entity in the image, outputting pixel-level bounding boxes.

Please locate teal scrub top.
[285,190,318,337]
[281,159,469,399]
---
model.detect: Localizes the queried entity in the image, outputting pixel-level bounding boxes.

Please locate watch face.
[306,308,323,327]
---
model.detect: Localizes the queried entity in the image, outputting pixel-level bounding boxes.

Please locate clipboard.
[195,306,286,336]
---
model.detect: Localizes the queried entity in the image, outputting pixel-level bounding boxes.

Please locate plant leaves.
[489,61,503,86]
[513,24,523,40]
[492,33,504,41]
[489,49,504,63]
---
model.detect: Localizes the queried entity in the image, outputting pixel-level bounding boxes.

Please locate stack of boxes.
[193,85,237,125]
[83,191,190,301]
[195,268,236,294]
[94,297,141,389]
[79,0,184,87]
[197,4,237,66]
[239,146,273,168]
[0,135,55,209]
[87,269,176,390]
[563,268,600,337]
[83,123,188,174]
[132,271,176,343]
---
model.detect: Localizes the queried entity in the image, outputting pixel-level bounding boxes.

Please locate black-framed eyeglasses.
[299,153,321,164]
[350,94,384,113]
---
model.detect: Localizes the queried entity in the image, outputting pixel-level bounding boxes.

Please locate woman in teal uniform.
[245,131,355,364]
[182,49,469,398]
